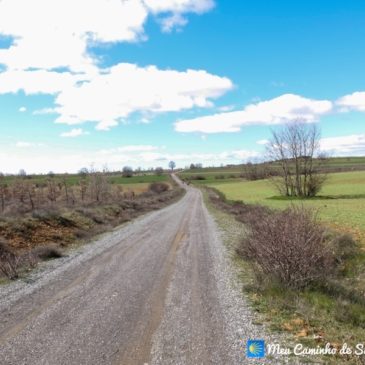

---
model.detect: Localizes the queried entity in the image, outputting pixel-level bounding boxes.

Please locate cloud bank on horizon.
[175,92,365,133]
[0,0,365,172]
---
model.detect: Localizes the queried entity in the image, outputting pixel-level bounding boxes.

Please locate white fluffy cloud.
[146,0,215,32]
[118,145,160,152]
[15,141,44,148]
[18,106,26,112]
[144,0,214,14]
[98,145,161,155]
[175,94,333,133]
[0,0,214,72]
[60,128,86,138]
[0,69,81,95]
[0,0,232,131]
[15,141,33,148]
[320,134,365,156]
[0,0,143,72]
[159,13,188,32]
[336,92,365,112]
[53,64,233,130]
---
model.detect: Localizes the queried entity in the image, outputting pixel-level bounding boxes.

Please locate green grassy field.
[206,171,365,243]
[2,173,168,186]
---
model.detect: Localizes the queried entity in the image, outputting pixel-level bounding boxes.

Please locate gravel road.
[0,177,283,365]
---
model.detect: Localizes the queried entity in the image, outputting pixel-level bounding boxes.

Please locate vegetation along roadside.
[204,186,365,364]
[0,171,184,283]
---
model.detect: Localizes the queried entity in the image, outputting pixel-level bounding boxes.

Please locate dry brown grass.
[237,206,335,289]
[0,187,184,276]
[148,182,170,193]
[0,240,20,279]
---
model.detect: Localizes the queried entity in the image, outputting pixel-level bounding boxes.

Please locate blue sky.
[0,0,364,173]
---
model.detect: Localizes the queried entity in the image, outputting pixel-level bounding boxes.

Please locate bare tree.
[155,167,164,176]
[168,161,176,172]
[242,158,267,181]
[267,122,327,197]
[0,174,8,212]
[122,166,133,178]
[25,183,36,210]
[61,177,70,204]
[102,164,109,174]
[0,241,20,280]
[46,178,58,203]
[89,171,109,203]
[18,169,27,178]
[12,178,27,204]
[79,177,88,202]
[79,167,89,176]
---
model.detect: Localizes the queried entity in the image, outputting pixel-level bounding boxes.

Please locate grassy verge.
[203,187,365,364]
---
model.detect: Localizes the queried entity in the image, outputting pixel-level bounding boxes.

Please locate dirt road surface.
[0,177,279,365]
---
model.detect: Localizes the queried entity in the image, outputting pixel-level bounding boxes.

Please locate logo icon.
[247,340,265,358]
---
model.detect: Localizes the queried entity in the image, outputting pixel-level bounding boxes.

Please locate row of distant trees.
[0,161,178,181]
[189,163,203,169]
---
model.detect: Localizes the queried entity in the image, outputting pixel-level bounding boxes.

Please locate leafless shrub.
[155,167,164,176]
[12,178,27,205]
[24,251,39,269]
[112,185,124,200]
[331,234,359,264]
[0,240,20,280]
[46,178,59,203]
[149,182,169,194]
[76,207,105,224]
[25,182,36,210]
[237,206,335,289]
[79,177,88,202]
[267,122,327,197]
[122,166,133,178]
[89,172,110,203]
[61,176,70,204]
[31,245,63,260]
[242,161,267,181]
[0,180,9,212]
[123,191,135,199]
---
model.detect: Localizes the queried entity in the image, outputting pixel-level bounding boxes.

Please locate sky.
[0,0,364,173]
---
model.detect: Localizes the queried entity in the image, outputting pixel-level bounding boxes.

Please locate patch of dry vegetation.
[207,187,365,363]
[0,174,183,281]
